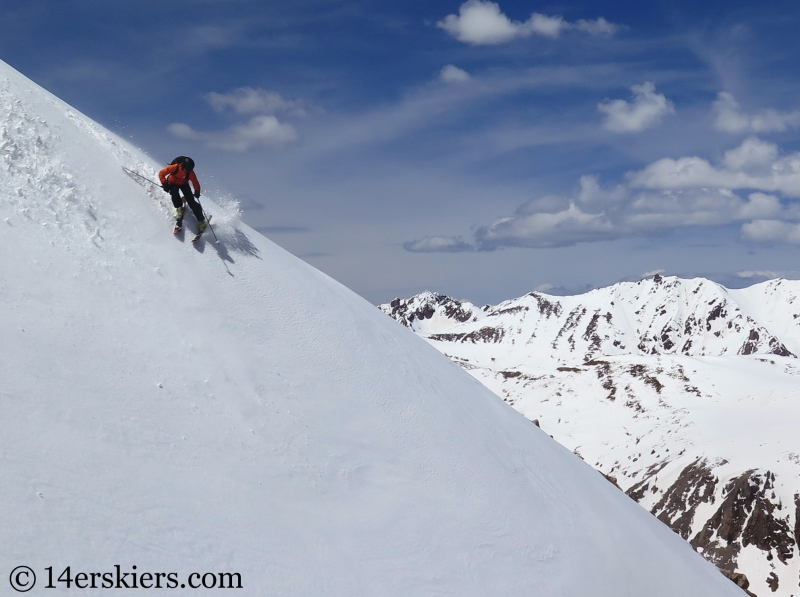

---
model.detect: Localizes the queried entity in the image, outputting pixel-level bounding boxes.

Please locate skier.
[159,156,207,234]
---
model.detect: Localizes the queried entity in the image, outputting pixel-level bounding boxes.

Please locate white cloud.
[722,137,778,170]
[469,186,791,250]
[413,136,800,250]
[627,156,753,190]
[577,175,627,210]
[439,64,471,83]
[713,92,800,133]
[474,203,618,249]
[627,137,800,197]
[627,189,744,227]
[642,269,666,277]
[403,236,473,253]
[737,193,783,220]
[527,13,569,38]
[205,87,310,117]
[575,17,619,36]
[437,0,620,45]
[170,86,312,151]
[712,92,750,133]
[437,0,521,44]
[515,194,571,215]
[741,220,800,244]
[737,270,785,279]
[597,82,675,133]
[167,115,298,152]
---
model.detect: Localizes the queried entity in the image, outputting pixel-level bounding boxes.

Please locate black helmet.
[170,156,195,173]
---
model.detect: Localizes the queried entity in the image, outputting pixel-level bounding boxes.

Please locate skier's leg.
[169,186,183,209]
[169,186,185,226]
[181,184,205,222]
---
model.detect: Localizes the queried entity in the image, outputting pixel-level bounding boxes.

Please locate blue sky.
[4,0,800,304]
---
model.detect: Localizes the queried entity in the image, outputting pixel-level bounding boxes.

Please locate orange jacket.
[159,163,201,192]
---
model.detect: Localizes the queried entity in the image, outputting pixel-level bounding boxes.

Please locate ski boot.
[192,217,211,243]
[173,206,185,234]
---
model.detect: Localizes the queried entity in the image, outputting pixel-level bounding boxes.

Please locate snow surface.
[0,59,743,595]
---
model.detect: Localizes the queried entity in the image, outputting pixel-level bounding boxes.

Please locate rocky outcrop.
[720,569,755,596]
[650,459,718,540]
[690,470,795,571]
[795,494,800,552]
[380,292,481,333]
[529,292,563,318]
[623,463,798,596]
[429,326,505,344]
[739,325,794,357]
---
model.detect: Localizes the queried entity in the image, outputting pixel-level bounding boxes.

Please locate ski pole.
[200,204,220,244]
[122,166,161,187]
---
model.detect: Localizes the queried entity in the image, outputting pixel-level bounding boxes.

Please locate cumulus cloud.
[627,156,754,190]
[515,194,571,215]
[403,236,474,253]
[737,193,783,220]
[642,269,666,277]
[437,0,620,45]
[526,13,570,38]
[722,136,779,170]
[205,87,311,117]
[737,270,790,279]
[475,203,618,249]
[574,17,619,36]
[597,82,675,133]
[439,64,472,83]
[741,220,800,244]
[167,116,298,152]
[713,92,800,133]
[577,175,627,210]
[413,137,800,250]
[627,137,800,197]
[170,86,311,151]
[468,187,799,251]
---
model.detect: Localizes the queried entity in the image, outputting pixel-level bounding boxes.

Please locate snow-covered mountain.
[381,276,800,597]
[0,60,745,595]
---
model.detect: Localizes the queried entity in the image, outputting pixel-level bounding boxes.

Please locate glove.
[161,182,170,192]
[194,190,201,199]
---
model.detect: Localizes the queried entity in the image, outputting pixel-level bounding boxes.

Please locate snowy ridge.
[0,59,745,595]
[381,276,800,596]
[384,291,486,334]
[383,276,796,363]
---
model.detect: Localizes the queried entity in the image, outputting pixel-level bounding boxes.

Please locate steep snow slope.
[732,279,800,355]
[381,277,800,596]
[0,59,743,596]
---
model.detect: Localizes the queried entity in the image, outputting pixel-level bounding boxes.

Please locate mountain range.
[380,275,800,597]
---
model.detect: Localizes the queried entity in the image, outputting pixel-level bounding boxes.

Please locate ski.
[191,214,212,243]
